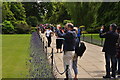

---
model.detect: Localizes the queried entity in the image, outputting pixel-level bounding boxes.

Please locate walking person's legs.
[63,51,75,78]
[47,37,51,47]
[47,37,49,47]
[59,39,63,53]
[103,53,111,78]
[73,54,78,79]
[49,37,51,46]
[111,55,117,78]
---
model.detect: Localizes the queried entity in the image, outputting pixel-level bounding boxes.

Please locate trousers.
[63,51,75,78]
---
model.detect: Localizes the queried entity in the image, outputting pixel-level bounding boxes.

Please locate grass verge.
[2,34,31,78]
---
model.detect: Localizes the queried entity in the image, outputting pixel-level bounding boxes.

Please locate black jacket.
[99,31,119,55]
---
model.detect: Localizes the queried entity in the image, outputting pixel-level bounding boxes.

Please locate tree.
[2,2,16,21]
[10,2,26,21]
[26,16,38,27]
[22,2,46,22]
[97,2,119,26]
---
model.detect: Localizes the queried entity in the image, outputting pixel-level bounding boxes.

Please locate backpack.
[75,42,86,57]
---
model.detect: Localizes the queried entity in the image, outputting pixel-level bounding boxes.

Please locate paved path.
[40,32,106,79]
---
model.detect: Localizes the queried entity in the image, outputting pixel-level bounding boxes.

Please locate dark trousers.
[105,52,117,76]
[117,58,120,73]
[47,36,51,47]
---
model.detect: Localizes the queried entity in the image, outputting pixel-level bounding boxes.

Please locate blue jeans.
[105,52,117,76]
[72,54,78,75]
[72,37,80,75]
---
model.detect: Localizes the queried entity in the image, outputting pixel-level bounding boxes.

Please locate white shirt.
[46,29,52,37]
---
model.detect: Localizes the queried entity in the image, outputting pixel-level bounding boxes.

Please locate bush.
[13,21,31,34]
[63,20,73,25]
[2,20,15,34]
[30,27,36,33]
[81,31,88,34]
[26,16,38,27]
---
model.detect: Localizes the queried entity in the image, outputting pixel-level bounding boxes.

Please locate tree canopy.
[2,2,120,34]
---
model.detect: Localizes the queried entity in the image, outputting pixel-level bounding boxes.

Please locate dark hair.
[117,26,120,31]
[68,24,74,29]
[48,26,51,29]
[110,23,117,32]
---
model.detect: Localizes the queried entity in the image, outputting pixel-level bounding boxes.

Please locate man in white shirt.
[46,26,53,47]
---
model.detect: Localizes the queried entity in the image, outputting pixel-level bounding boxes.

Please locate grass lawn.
[83,34,102,40]
[2,34,31,78]
[82,34,105,46]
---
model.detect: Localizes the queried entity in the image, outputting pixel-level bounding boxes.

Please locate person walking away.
[46,26,53,47]
[55,25,64,53]
[99,24,119,78]
[57,23,77,79]
[116,27,120,75]
[72,27,79,80]
[77,27,81,43]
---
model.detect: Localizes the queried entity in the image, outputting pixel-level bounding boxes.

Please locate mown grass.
[81,34,105,46]
[83,34,101,40]
[2,34,31,78]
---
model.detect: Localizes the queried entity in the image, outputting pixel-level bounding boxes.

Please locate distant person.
[41,25,45,33]
[72,27,79,80]
[77,27,81,43]
[116,27,120,75]
[99,24,119,78]
[55,25,64,53]
[45,26,53,47]
[57,23,77,79]
[51,25,55,32]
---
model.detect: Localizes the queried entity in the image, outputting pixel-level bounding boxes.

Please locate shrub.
[13,21,31,34]
[2,20,15,34]
[63,20,73,25]
[26,16,38,27]
[81,31,88,34]
[30,27,36,33]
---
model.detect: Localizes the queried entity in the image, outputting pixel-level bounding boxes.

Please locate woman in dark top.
[55,25,64,53]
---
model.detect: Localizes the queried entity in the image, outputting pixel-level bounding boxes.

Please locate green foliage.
[63,20,73,25]
[97,2,119,26]
[10,2,26,21]
[13,21,31,34]
[2,2,28,34]
[64,2,119,32]
[2,2,16,21]
[30,27,36,33]
[22,2,45,22]
[43,2,71,24]
[2,20,15,34]
[64,2,82,26]
[26,16,38,27]
[2,2,120,34]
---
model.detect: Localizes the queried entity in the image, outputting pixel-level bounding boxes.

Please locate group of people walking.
[38,23,120,79]
[39,23,81,80]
